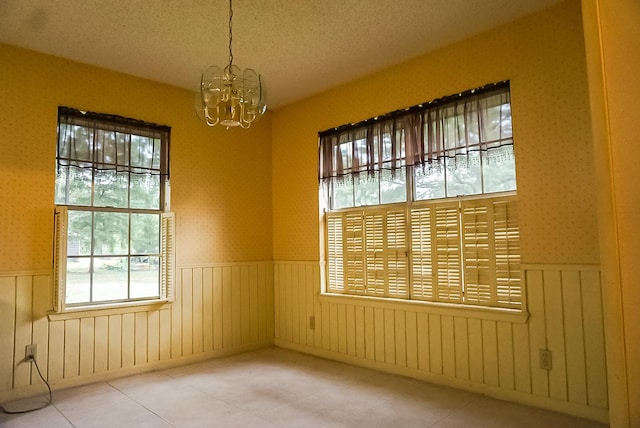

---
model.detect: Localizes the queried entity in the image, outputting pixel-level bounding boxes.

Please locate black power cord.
[0,357,53,414]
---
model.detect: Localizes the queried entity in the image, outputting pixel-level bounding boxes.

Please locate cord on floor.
[0,357,53,414]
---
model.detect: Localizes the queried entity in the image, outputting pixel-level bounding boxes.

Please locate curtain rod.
[318,80,509,138]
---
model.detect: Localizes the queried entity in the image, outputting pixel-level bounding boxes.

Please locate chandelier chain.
[228,0,234,67]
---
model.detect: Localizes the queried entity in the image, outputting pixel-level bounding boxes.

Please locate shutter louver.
[161,212,176,302]
[386,210,408,298]
[364,212,385,296]
[345,212,365,294]
[462,202,494,305]
[410,206,434,300]
[326,214,345,292]
[53,206,68,312]
[494,199,521,308]
[434,204,462,302]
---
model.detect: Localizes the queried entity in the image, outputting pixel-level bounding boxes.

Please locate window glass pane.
[93,257,128,301]
[68,210,93,256]
[380,168,406,204]
[65,257,91,304]
[130,172,160,209]
[94,212,129,255]
[354,174,379,206]
[414,161,445,200]
[482,145,517,193]
[130,256,160,298]
[55,166,92,206]
[131,135,160,169]
[333,178,354,209]
[94,170,129,208]
[445,152,482,197]
[131,214,160,254]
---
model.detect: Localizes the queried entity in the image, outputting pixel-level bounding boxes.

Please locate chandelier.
[198,0,266,128]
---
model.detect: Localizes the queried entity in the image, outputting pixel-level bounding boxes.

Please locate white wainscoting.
[0,262,274,403]
[273,261,608,423]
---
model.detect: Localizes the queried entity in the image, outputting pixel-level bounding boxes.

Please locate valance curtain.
[57,107,170,177]
[318,81,512,184]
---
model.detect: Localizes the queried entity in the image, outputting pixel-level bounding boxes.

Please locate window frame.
[53,107,174,312]
[319,82,522,312]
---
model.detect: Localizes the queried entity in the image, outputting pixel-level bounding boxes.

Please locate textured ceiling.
[0,0,562,109]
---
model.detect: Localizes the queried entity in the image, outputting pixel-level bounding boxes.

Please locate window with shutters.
[320,82,521,310]
[53,107,174,311]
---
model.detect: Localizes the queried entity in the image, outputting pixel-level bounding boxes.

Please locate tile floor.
[0,347,608,428]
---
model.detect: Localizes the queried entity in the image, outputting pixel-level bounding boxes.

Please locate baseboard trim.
[0,341,273,404]
[275,340,609,425]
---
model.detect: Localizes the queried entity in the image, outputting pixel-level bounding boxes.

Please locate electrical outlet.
[309,315,316,330]
[539,349,552,370]
[25,344,37,362]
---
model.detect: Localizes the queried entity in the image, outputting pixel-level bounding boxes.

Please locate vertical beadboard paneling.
[147,310,160,363]
[222,266,233,349]
[482,320,499,387]
[212,267,223,350]
[355,306,366,359]
[159,308,171,361]
[405,311,418,370]
[441,315,455,377]
[48,320,65,382]
[561,271,588,405]
[0,262,609,424]
[202,267,214,352]
[468,318,484,383]
[497,321,515,390]
[79,317,95,376]
[581,270,608,409]
[14,276,33,388]
[364,306,375,360]
[346,304,356,356]
[121,313,135,367]
[134,312,148,365]
[181,269,194,356]
[0,277,16,391]
[192,268,203,354]
[94,316,109,373]
[428,314,442,375]
[454,317,469,380]
[64,319,80,378]
[240,264,251,345]
[527,270,549,396]
[108,315,122,370]
[31,275,50,383]
[543,270,568,401]
[171,271,183,358]
[337,303,347,354]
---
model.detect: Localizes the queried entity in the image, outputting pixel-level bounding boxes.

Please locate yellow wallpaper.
[0,43,273,272]
[271,0,599,265]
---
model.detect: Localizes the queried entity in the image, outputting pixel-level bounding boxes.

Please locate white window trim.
[52,206,175,313]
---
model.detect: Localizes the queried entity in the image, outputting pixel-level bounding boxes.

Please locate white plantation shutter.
[461,202,494,305]
[493,199,521,308]
[345,212,365,294]
[160,212,176,302]
[410,206,435,300]
[386,210,408,298]
[326,214,345,292]
[364,212,385,296]
[53,206,68,312]
[324,195,520,309]
[434,204,462,303]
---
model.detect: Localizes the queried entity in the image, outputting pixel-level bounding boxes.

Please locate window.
[53,107,174,311]
[319,82,521,309]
